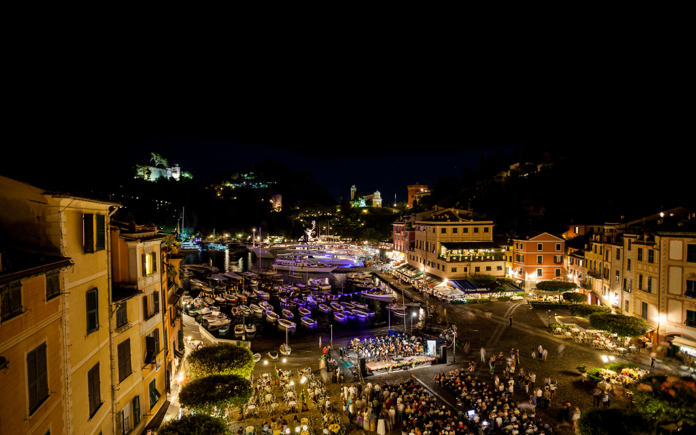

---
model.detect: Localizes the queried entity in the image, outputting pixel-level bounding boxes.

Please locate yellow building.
[632,233,661,342]
[0,251,71,435]
[161,245,185,397]
[583,233,605,306]
[0,175,120,435]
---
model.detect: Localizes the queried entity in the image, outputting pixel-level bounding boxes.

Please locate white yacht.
[180,240,200,252]
[250,246,275,259]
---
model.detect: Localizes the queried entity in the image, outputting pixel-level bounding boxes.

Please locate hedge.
[576,407,650,435]
[468,274,497,287]
[589,312,649,338]
[528,301,570,309]
[632,374,696,432]
[187,343,255,379]
[179,374,253,419]
[535,281,578,291]
[569,304,611,318]
[158,414,232,435]
[562,292,587,303]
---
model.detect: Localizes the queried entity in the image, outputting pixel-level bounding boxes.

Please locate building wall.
[0,274,65,435]
[407,184,428,208]
[658,235,696,342]
[622,235,637,315]
[633,238,660,333]
[512,233,565,289]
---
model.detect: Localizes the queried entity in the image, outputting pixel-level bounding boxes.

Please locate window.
[27,343,48,414]
[486,266,491,271]
[648,249,654,264]
[463,228,468,233]
[116,303,128,328]
[463,267,467,272]
[594,245,597,254]
[474,227,479,233]
[484,227,489,233]
[153,291,160,315]
[451,267,457,273]
[86,288,99,334]
[497,266,502,271]
[616,249,620,261]
[520,243,523,249]
[1,280,22,321]
[627,259,631,271]
[142,252,157,277]
[554,255,562,264]
[574,226,579,234]
[625,300,630,313]
[441,228,446,234]
[537,255,543,264]
[615,270,620,283]
[452,228,458,234]
[555,269,561,277]
[536,269,543,277]
[638,275,643,290]
[537,244,543,251]
[623,278,627,291]
[605,251,609,261]
[638,248,643,261]
[628,240,632,251]
[83,214,106,253]
[515,243,518,249]
[688,245,696,262]
[132,396,140,427]
[556,243,561,251]
[46,271,60,300]
[143,295,149,318]
[88,363,101,417]
[149,379,161,409]
[145,329,160,364]
[647,277,652,293]
[475,267,480,272]
[600,246,603,255]
[641,302,648,320]
[687,310,696,327]
[686,280,696,298]
[117,339,132,383]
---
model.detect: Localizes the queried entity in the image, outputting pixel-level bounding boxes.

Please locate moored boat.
[301,316,317,326]
[340,301,355,309]
[245,323,256,334]
[352,302,368,309]
[278,318,296,329]
[333,312,347,321]
[282,309,294,319]
[234,324,244,335]
[298,307,312,317]
[363,290,396,301]
[266,310,279,320]
[352,309,370,318]
[280,343,292,355]
[329,302,343,311]
[318,304,331,313]
[250,304,264,314]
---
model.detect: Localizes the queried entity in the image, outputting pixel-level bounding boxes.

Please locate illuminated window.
[142,252,157,277]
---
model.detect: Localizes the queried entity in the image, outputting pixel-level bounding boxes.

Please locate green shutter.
[27,347,38,411]
[84,214,94,253]
[86,289,99,333]
[95,214,105,251]
[142,254,147,277]
[46,271,60,299]
[154,291,160,314]
[36,343,47,402]
[154,328,160,354]
[88,363,100,416]
[132,396,140,426]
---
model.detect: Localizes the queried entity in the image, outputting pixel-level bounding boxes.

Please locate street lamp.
[253,228,256,248]
[654,314,666,348]
[411,312,417,333]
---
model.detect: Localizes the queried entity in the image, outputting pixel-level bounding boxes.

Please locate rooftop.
[0,247,71,285]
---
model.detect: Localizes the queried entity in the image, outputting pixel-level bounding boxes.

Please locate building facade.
[407,183,428,209]
[511,232,565,290]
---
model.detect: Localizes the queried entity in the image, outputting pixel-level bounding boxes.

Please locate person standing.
[650,357,656,371]
[509,315,513,326]
[481,347,486,362]
[532,348,537,359]
[602,392,611,407]
[529,372,536,390]
[515,349,520,365]
[572,407,581,430]
[542,348,548,361]
[592,388,602,407]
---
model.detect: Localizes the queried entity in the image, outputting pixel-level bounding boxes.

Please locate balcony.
[438,255,504,262]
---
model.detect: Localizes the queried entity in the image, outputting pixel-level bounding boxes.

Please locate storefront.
[670,336,696,359]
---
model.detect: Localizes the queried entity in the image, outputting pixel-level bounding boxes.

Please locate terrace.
[437,241,505,262]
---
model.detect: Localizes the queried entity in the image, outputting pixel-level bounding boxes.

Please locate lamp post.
[411,312,416,333]
[655,314,666,350]
[253,228,256,248]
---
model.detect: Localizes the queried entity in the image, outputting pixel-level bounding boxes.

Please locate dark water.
[183,249,416,353]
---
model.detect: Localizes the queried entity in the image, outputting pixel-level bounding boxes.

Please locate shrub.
[179,374,253,419]
[589,313,649,338]
[535,281,578,291]
[632,374,696,431]
[515,292,525,297]
[528,301,570,309]
[586,368,604,384]
[498,296,512,301]
[569,304,611,318]
[576,407,650,435]
[451,300,467,305]
[604,362,638,372]
[158,414,232,435]
[187,343,254,379]
[497,277,515,285]
[468,274,497,287]
[494,286,508,293]
[476,298,490,304]
[562,292,588,303]
[549,323,570,331]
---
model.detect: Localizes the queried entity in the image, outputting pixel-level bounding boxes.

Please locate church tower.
[351,185,356,200]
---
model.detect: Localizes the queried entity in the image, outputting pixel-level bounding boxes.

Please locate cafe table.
[617,347,627,356]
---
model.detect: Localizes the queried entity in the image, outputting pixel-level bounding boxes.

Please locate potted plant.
[576,364,587,373]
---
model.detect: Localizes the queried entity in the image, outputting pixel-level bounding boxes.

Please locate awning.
[423,274,443,286]
[174,349,185,359]
[450,280,488,294]
[168,286,185,305]
[671,336,696,349]
[395,264,422,278]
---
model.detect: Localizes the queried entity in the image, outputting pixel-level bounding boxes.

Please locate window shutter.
[88,363,100,416]
[152,253,157,273]
[1,286,9,318]
[86,289,99,333]
[163,327,167,353]
[118,341,126,382]
[143,296,149,318]
[132,396,140,426]
[154,328,160,354]
[46,272,60,299]
[37,343,47,401]
[125,339,131,378]
[154,291,160,314]
[11,282,22,313]
[84,214,94,253]
[27,348,38,410]
[95,214,106,251]
[142,254,147,277]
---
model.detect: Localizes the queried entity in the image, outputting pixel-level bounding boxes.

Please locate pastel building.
[511,232,565,290]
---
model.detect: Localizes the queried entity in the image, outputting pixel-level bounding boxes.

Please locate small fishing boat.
[259,301,272,310]
[250,304,264,314]
[342,310,356,319]
[280,343,292,355]
[245,323,256,334]
[223,293,238,304]
[278,318,296,329]
[218,325,230,335]
[255,291,270,300]
[198,307,212,315]
[207,318,231,327]
[267,351,279,360]
[333,312,347,321]
[282,309,294,319]
[253,353,262,362]
[301,316,317,326]
[392,309,406,318]
[288,273,302,279]
[352,309,370,319]
[215,296,226,304]
[354,283,374,289]
[330,302,343,311]
[352,302,368,309]
[318,304,331,313]
[340,301,355,309]
[363,290,396,301]
[239,305,252,316]
[234,324,244,335]
[266,310,279,320]
[298,307,312,317]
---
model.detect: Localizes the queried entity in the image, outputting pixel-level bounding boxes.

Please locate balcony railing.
[438,255,504,262]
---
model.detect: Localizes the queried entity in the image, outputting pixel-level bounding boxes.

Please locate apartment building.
[511,232,565,290]
[0,175,120,435]
[633,234,661,336]
[621,234,638,316]
[655,224,696,355]
[405,208,504,282]
[0,250,71,435]
[161,245,185,397]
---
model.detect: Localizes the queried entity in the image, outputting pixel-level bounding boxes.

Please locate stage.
[365,355,436,374]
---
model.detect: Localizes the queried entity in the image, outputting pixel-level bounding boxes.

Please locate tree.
[150,152,169,167]
[468,274,497,287]
[589,313,649,338]
[178,374,253,421]
[576,407,649,435]
[535,281,578,291]
[562,292,588,303]
[187,344,254,379]
[158,413,232,435]
[182,171,193,179]
[569,304,610,318]
[632,374,696,432]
